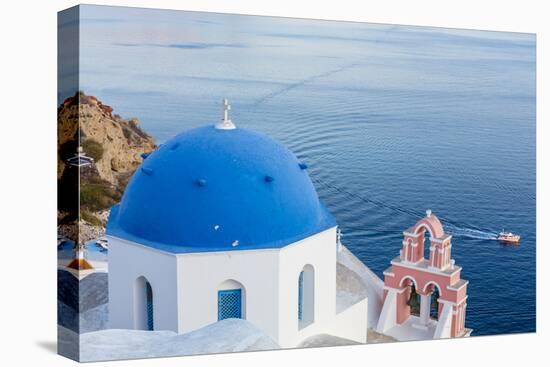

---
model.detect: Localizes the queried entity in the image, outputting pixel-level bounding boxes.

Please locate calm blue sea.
[64,5,536,336]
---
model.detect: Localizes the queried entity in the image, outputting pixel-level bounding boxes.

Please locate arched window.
[414,223,434,261]
[424,283,442,320]
[217,279,245,321]
[401,276,420,317]
[430,287,440,319]
[135,276,154,331]
[407,283,421,317]
[298,265,315,328]
[424,228,432,260]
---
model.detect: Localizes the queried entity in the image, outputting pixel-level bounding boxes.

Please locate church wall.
[175,247,281,339]
[109,227,369,347]
[108,237,179,332]
[332,296,368,342]
[277,227,338,347]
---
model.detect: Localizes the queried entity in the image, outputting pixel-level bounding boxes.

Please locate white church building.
[106,100,369,347]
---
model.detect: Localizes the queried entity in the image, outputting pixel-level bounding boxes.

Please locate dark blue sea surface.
[67,5,536,336]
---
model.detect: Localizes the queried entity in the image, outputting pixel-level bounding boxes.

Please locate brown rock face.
[57,92,157,245]
[57,91,156,187]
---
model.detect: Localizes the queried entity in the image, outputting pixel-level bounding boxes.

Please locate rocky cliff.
[58,92,156,186]
[57,92,156,243]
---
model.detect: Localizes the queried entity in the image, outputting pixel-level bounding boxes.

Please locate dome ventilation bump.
[195,179,207,187]
[141,167,154,176]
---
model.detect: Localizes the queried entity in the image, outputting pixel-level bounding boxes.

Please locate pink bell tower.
[376,210,470,339]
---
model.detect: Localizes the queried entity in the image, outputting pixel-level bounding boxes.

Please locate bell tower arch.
[378,210,470,339]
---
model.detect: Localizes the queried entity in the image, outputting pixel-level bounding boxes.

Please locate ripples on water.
[68,6,536,336]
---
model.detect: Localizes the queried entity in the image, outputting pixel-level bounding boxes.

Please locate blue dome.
[107,125,336,253]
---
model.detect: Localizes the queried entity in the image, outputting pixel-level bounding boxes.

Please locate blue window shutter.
[146,281,154,331]
[218,289,242,321]
[298,271,304,321]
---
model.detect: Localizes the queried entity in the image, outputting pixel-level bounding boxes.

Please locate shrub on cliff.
[80,177,121,211]
[81,210,103,226]
[82,139,104,161]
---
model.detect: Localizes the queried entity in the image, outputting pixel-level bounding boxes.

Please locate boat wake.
[443,225,498,240]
